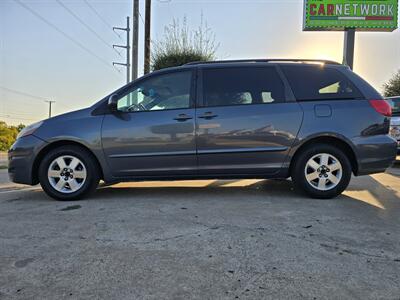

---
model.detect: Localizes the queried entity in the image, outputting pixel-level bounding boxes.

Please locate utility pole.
[113,16,130,84]
[132,0,139,80]
[144,0,151,74]
[45,100,56,118]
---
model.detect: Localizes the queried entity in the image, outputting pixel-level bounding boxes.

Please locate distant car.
[8,59,397,201]
[387,96,400,153]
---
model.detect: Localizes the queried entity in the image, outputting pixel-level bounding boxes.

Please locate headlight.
[17,121,43,139]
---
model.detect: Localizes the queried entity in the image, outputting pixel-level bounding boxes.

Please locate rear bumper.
[8,135,47,185]
[353,134,397,176]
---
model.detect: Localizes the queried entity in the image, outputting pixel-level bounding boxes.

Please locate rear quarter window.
[281,65,363,101]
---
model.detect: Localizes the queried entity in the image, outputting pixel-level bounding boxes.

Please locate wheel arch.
[289,135,358,176]
[32,140,104,184]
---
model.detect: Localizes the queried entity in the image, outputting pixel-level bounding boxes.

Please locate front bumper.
[353,134,397,176]
[8,135,47,185]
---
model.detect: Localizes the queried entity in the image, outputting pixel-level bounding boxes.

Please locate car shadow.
[92,173,400,210]
[95,179,298,200]
[3,173,398,213]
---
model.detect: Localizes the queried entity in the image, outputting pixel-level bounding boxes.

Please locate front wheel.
[291,144,352,199]
[38,146,100,200]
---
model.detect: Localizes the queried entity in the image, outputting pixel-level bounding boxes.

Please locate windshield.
[388,97,400,116]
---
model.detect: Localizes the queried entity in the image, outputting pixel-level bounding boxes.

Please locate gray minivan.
[8,59,397,200]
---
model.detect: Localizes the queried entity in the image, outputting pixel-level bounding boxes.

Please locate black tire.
[291,144,352,199]
[38,145,100,201]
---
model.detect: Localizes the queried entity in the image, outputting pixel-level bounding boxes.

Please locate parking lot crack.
[149,226,213,244]
[283,232,397,261]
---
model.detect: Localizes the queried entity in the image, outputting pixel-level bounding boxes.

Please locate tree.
[383,70,400,97]
[152,16,219,71]
[0,121,25,151]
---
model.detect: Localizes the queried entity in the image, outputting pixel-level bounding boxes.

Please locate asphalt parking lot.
[0,165,400,299]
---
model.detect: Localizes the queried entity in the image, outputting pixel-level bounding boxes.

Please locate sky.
[0,0,399,125]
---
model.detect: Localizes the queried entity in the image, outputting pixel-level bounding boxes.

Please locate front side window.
[202,67,285,107]
[117,71,192,112]
[281,65,363,101]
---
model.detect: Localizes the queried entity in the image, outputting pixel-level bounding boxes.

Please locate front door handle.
[173,114,193,122]
[198,112,218,120]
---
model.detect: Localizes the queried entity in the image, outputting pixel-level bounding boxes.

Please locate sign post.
[303,0,398,69]
[343,28,355,69]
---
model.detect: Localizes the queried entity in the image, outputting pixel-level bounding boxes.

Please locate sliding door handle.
[198,112,218,119]
[173,114,193,122]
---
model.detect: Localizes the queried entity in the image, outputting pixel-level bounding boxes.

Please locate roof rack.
[185,59,341,66]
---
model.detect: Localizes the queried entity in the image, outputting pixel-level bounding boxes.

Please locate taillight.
[369,100,392,117]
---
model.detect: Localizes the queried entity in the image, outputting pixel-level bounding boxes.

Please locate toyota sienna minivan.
[8,59,397,200]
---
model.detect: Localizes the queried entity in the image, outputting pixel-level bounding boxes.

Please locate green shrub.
[152,51,209,71]
[383,70,400,97]
[0,121,25,151]
[152,16,218,71]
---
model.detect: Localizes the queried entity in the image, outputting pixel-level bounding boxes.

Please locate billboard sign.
[303,0,398,31]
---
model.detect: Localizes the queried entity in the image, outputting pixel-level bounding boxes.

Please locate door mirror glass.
[108,93,119,112]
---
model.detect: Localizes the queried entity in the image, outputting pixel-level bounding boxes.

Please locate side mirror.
[108,94,118,112]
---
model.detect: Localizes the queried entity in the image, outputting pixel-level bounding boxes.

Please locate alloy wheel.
[304,153,343,191]
[47,155,87,193]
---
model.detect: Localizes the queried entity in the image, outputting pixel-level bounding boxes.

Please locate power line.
[138,11,145,26]
[138,11,155,48]
[157,0,173,17]
[56,102,76,110]
[0,86,48,121]
[3,111,39,117]
[3,107,43,116]
[14,0,117,72]
[0,86,84,112]
[0,114,40,122]
[55,0,121,57]
[0,86,47,101]
[83,0,122,39]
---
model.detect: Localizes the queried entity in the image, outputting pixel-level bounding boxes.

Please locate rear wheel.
[38,146,100,200]
[291,144,352,199]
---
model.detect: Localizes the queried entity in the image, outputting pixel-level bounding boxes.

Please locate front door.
[102,70,197,178]
[196,65,303,175]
